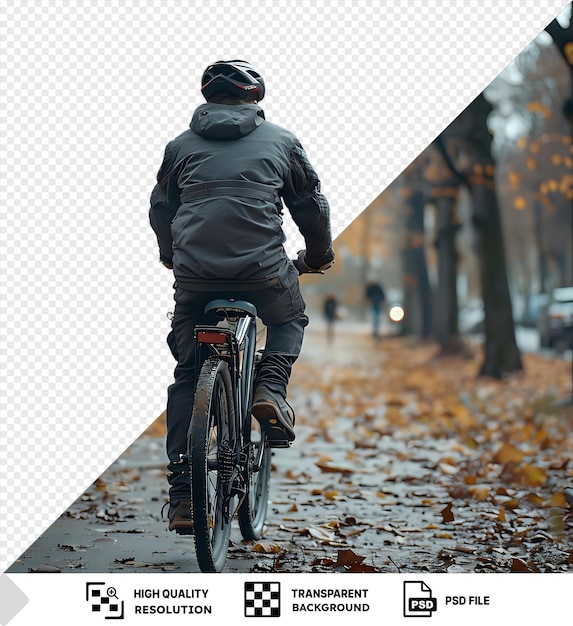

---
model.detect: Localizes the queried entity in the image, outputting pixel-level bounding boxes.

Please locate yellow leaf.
[533,429,548,445]
[504,498,520,509]
[497,507,506,522]
[546,492,567,508]
[470,487,490,502]
[522,493,544,507]
[253,541,282,554]
[521,465,547,487]
[316,461,356,475]
[493,443,524,465]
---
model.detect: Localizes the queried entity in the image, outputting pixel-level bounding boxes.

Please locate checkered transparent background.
[1,0,567,571]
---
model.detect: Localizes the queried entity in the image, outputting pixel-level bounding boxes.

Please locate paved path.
[7,320,572,574]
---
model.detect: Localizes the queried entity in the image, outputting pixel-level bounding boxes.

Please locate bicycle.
[186,254,328,572]
[185,298,269,572]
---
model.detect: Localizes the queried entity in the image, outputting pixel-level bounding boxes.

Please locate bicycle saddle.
[204,299,257,318]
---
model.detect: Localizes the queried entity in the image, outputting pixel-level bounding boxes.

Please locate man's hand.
[161,261,173,269]
[293,249,333,275]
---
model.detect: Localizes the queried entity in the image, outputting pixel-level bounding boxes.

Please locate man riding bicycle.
[149,60,334,532]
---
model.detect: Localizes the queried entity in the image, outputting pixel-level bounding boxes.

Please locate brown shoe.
[165,501,193,534]
[251,385,295,446]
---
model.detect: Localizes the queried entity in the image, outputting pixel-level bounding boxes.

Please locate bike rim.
[191,358,234,572]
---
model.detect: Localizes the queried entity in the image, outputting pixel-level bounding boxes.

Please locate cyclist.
[149,60,334,531]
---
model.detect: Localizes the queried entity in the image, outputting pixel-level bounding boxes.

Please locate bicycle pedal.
[267,439,292,449]
[175,527,195,536]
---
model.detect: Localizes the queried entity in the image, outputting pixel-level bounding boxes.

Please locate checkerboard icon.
[244,581,281,617]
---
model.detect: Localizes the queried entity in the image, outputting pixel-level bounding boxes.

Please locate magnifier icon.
[107,587,118,599]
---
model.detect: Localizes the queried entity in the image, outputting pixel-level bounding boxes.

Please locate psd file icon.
[403,581,437,617]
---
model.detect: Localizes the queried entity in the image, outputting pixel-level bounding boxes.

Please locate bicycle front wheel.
[189,356,235,572]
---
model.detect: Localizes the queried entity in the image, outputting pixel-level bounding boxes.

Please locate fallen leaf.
[448,485,472,499]
[493,443,524,465]
[440,502,455,522]
[307,525,337,542]
[510,558,532,572]
[522,493,544,507]
[520,465,547,487]
[438,462,458,475]
[469,486,491,501]
[315,462,356,475]
[453,544,475,554]
[335,548,365,567]
[252,541,282,554]
[29,565,61,573]
[546,491,567,508]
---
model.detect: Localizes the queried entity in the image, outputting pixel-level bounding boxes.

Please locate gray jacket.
[149,103,334,288]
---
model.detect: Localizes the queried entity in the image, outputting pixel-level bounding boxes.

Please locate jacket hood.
[190,103,265,140]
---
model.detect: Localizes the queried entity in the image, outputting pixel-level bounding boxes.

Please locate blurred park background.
[299,4,573,378]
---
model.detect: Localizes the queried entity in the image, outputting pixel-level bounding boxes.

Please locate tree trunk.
[471,174,523,377]
[401,164,432,339]
[438,94,523,378]
[545,3,573,136]
[425,144,463,353]
[434,196,462,353]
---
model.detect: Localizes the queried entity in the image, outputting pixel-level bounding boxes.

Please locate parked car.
[458,300,485,334]
[519,293,550,328]
[538,286,573,351]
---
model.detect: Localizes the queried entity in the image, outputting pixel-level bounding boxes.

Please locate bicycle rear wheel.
[189,356,235,572]
[238,413,271,540]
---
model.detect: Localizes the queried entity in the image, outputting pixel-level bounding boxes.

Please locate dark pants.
[165,263,308,503]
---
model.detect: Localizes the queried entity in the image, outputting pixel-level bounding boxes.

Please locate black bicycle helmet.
[201,59,265,102]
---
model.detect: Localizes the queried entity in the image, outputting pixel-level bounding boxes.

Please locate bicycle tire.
[238,416,271,540]
[189,356,235,572]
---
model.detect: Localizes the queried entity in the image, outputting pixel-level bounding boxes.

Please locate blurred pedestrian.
[323,293,338,343]
[365,280,386,339]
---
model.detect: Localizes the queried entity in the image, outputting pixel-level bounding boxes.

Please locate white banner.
[2,572,571,625]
